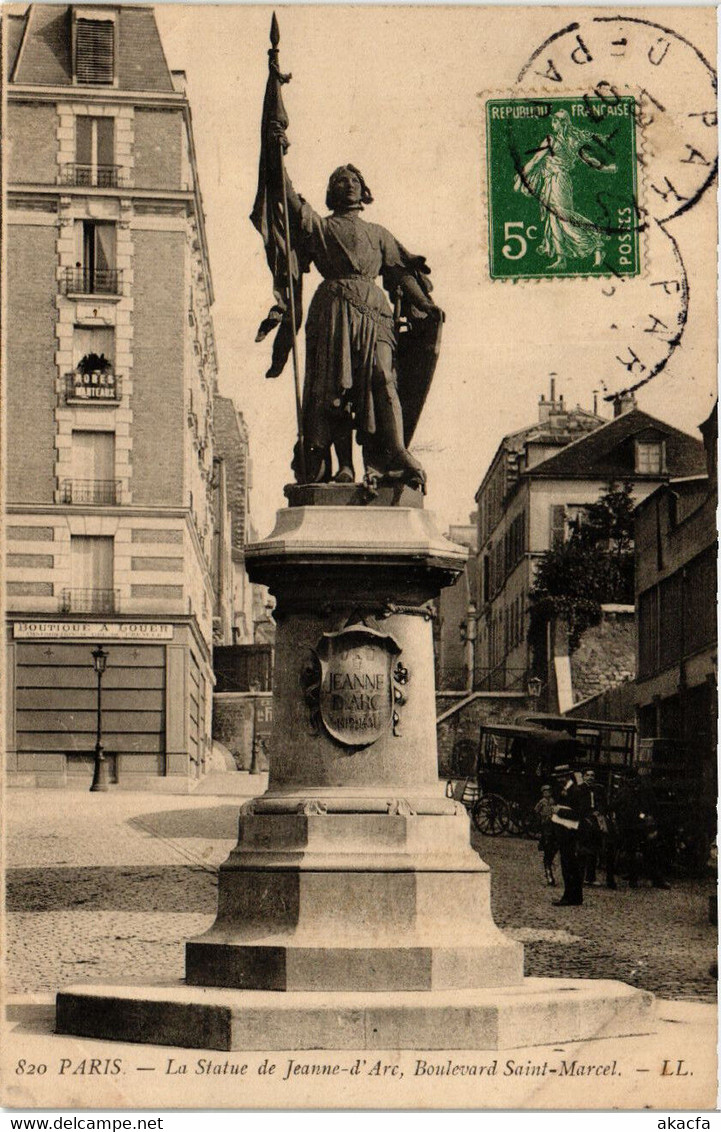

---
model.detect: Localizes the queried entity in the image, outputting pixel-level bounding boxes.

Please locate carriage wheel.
[472,795,509,836]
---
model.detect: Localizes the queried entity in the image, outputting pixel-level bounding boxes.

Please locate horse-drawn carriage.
[447,714,636,837]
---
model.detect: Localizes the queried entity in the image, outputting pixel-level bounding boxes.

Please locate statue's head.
[326,165,373,211]
[551,109,571,135]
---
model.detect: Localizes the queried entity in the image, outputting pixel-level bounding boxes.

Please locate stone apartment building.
[472,386,707,698]
[211,395,255,647]
[5,4,226,789]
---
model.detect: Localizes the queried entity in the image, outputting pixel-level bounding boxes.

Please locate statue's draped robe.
[287,189,429,450]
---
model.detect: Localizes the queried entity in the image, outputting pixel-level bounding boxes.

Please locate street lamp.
[90,644,109,793]
[527,675,543,699]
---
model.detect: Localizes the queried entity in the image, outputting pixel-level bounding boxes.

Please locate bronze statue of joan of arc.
[273,138,444,492]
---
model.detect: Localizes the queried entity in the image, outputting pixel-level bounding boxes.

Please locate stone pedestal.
[187,493,522,994]
[56,490,655,1049]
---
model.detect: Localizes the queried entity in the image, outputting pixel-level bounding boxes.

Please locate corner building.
[6,4,218,788]
[473,389,706,695]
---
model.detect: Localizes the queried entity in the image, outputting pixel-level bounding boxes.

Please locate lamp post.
[90,644,109,792]
[460,602,478,693]
[249,679,261,774]
[527,675,543,700]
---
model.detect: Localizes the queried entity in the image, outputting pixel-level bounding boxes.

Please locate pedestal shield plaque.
[315,625,402,748]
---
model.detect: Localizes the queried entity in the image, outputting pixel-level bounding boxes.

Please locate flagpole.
[270,14,306,484]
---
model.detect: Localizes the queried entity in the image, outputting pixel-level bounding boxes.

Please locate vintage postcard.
[1,2,717,1115]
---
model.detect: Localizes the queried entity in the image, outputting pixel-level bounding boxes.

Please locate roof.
[475,405,604,500]
[6,14,27,75]
[634,472,711,515]
[10,5,175,92]
[526,408,706,481]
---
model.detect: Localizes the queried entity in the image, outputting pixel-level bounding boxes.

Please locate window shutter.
[76,20,114,85]
[550,505,566,549]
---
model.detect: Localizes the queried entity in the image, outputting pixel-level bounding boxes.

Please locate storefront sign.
[13,622,173,641]
[66,371,121,402]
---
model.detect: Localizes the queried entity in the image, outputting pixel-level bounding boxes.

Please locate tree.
[529,481,636,658]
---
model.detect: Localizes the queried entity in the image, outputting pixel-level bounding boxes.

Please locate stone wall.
[213,692,272,771]
[436,692,537,777]
[570,609,636,704]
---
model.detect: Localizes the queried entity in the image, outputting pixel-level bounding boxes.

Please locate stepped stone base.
[56,978,655,1052]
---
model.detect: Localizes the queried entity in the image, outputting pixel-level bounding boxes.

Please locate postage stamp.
[486,96,641,280]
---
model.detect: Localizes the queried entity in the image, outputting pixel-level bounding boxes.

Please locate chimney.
[539,375,563,424]
[613,391,637,418]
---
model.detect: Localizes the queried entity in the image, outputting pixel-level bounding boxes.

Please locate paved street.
[5,787,717,1001]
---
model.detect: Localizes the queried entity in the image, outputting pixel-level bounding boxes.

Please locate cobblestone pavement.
[471,828,717,1003]
[5,790,717,1001]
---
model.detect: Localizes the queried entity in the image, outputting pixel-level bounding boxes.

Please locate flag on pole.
[250,15,306,379]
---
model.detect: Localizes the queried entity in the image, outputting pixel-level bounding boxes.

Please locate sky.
[154,5,717,539]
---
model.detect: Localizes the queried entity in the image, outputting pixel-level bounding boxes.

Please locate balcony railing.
[63,267,122,296]
[61,479,121,505]
[60,588,119,614]
[65,372,121,404]
[59,163,126,189]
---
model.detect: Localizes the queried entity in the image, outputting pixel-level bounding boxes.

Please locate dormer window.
[74,13,115,85]
[636,440,665,475]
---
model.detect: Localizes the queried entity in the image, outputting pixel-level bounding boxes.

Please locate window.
[482,554,490,604]
[66,431,116,504]
[566,504,590,534]
[73,325,114,372]
[75,116,115,186]
[638,587,659,680]
[549,504,566,549]
[68,536,115,612]
[68,326,119,402]
[71,221,117,294]
[636,441,664,474]
[75,18,115,85]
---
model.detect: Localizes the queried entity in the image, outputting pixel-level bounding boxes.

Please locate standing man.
[579,769,603,886]
[551,765,591,906]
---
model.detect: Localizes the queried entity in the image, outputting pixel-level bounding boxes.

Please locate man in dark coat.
[614,770,670,889]
[551,766,592,906]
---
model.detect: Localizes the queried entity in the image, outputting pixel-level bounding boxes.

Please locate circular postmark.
[516,16,717,225]
[592,217,689,399]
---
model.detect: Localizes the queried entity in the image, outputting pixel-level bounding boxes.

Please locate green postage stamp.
[487,96,640,280]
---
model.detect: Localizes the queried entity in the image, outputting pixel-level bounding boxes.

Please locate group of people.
[534,766,670,907]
